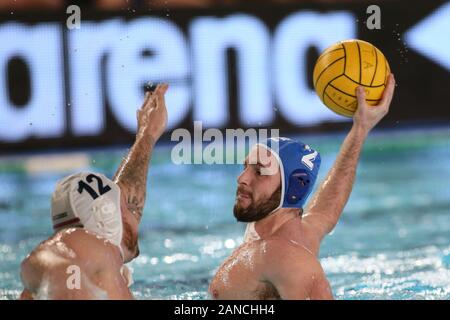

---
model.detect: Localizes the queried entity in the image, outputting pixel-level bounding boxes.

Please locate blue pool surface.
[0,127,449,300]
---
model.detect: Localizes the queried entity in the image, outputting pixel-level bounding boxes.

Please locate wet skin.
[210,75,396,300]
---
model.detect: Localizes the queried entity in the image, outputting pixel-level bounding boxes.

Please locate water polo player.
[209,74,396,299]
[19,84,169,299]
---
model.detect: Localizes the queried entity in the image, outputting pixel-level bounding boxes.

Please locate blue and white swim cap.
[258,137,321,210]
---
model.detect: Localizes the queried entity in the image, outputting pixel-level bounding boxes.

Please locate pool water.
[1,127,450,300]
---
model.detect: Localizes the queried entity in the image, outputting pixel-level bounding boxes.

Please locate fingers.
[380,73,395,107]
[142,91,151,105]
[356,86,366,107]
[142,90,157,110]
[144,83,169,97]
[154,83,169,96]
[140,83,169,112]
[154,83,169,109]
[159,83,169,94]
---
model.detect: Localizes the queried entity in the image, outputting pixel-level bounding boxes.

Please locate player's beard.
[233,186,281,222]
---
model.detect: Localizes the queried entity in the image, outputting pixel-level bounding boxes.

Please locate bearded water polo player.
[209,74,396,299]
[19,84,169,299]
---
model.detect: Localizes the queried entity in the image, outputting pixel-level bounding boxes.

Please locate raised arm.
[302,74,396,239]
[113,84,168,218]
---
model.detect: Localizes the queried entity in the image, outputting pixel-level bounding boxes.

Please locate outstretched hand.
[353,73,396,134]
[137,83,169,143]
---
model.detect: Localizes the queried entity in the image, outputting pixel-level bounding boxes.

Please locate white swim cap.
[51,172,123,255]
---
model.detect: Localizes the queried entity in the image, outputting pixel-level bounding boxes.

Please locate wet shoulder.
[259,236,320,270]
[38,228,121,266]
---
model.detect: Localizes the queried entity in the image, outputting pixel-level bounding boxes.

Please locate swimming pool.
[1,127,449,300]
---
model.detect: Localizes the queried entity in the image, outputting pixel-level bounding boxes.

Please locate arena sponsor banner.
[0,0,448,153]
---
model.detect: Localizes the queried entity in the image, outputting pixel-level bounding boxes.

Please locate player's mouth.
[236,187,252,200]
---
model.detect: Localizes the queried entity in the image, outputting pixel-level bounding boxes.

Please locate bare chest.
[209,242,280,300]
